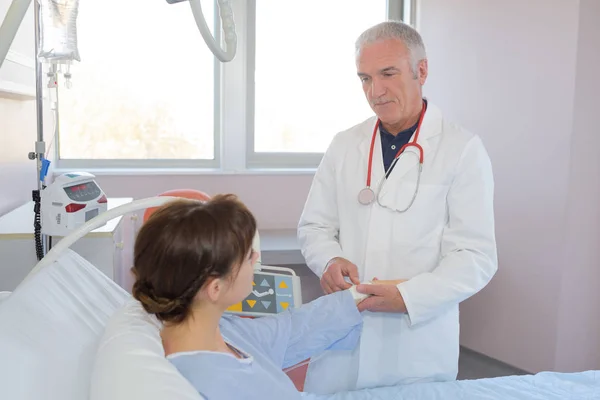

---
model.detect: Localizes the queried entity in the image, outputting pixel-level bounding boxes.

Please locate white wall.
[0,98,40,216]
[93,174,314,230]
[554,0,600,373]
[419,0,599,373]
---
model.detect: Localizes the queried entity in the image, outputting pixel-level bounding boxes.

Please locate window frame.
[54,0,416,172]
[55,1,223,171]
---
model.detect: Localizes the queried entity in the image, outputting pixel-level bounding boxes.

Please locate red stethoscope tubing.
[365,101,428,188]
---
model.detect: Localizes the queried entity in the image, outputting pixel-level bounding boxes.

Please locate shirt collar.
[379,98,428,139]
[379,119,419,140]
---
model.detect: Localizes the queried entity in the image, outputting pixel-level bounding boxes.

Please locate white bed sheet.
[0,249,129,400]
[305,370,600,400]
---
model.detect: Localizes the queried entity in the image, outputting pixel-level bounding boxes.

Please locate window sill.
[51,167,317,177]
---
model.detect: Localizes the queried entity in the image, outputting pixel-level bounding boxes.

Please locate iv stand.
[31,0,45,176]
[27,0,49,258]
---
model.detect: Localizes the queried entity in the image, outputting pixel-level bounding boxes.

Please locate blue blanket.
[304,371,600,400]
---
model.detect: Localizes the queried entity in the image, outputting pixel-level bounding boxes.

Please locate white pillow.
[0,250,129,400]
[90,298,203,400]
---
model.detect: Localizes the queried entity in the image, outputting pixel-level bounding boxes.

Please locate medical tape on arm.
[348,282,372,305]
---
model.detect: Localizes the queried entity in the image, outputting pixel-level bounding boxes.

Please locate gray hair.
[355,20,427,76]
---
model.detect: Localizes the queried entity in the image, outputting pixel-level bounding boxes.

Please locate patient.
[131,195,364,400]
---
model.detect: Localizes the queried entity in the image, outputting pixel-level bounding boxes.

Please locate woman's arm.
[222,290,363,369]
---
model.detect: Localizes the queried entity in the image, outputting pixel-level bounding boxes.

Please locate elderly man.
[298,20,498,394]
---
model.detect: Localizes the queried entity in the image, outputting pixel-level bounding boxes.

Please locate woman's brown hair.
[131,194,257,324]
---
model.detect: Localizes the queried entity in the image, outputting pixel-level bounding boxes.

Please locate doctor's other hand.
[321,257,360,294]
[356,282,407,313]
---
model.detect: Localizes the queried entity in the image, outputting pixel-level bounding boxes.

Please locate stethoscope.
[357,101,427,213]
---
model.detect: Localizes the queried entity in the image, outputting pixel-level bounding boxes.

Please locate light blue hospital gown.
[168,290,363,400]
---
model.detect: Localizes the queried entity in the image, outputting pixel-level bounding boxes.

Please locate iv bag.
[37,0,81,63]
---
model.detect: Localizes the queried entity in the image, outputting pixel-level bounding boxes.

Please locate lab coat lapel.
[372,132,386,188]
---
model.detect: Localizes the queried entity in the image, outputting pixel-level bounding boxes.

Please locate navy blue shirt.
[379,99,427,172]
[379,121,418,172]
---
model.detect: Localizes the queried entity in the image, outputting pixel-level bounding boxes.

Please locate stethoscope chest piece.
[358,187,376,205]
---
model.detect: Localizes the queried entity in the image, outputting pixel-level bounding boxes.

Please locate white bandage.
[348,282,372,305]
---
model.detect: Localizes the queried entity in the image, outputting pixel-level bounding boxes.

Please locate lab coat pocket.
[389,182,449,245]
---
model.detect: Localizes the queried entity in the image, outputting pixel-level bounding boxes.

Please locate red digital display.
[64,181,101,202]
[67,183,90,192]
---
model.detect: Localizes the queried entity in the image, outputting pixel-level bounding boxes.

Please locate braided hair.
[131,194,257,324]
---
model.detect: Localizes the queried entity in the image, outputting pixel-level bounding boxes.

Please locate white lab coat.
[298,102,498,394]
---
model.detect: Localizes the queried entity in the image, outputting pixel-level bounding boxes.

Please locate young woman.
[131,194,364,399]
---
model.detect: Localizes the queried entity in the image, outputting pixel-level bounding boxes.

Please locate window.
[248,0,388,168]
[57,0,218,169]
[55,0,413,171]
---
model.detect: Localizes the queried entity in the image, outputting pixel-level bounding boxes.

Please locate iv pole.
[29,0,49,258]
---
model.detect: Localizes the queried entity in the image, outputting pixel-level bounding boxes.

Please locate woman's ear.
[203,277,224,303]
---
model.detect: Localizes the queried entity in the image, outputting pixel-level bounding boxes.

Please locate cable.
[188,0,237,62]
[32,189,43,261]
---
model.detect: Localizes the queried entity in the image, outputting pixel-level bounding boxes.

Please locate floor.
[286,264,529,381]
[457,346,529,380]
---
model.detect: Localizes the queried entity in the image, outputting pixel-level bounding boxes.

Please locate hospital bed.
[0,197,598,400]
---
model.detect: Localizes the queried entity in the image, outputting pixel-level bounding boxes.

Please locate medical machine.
[40,172,108,237]
[229,217,303,317]
[226,268,302,317]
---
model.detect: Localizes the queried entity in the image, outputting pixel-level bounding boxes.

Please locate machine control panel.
[63,181,102,202]
[226,271,300,317]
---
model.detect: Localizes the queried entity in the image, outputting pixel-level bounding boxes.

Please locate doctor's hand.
[320,257,360,294]
[370,278,407,286]
[356,282,408,313]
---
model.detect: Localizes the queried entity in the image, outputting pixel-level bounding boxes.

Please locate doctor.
[298,20,498,394]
